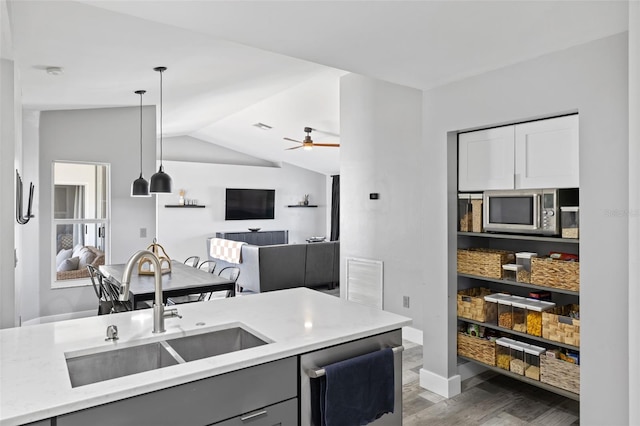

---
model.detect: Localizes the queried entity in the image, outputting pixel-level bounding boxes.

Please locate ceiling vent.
[253,122,273,130]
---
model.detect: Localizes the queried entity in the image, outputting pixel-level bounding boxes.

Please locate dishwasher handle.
[307,345,404,379]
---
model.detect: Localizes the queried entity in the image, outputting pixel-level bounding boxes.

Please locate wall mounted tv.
[225,188,275,220]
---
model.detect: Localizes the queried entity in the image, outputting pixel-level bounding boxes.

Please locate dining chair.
[87,265,132,314]
[204,266,240,300]
[198,260,217,274]
[184,256,200,268]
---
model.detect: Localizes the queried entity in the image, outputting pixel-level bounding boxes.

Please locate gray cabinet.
[212,398,298,425]
[216,230,288,246]
[57,357,297,426]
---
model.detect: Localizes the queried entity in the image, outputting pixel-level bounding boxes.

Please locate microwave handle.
[533,194,540,229]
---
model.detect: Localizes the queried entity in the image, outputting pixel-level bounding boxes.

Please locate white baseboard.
[402,326,422,345]
[419,368,461,398]
[22,309,95,326]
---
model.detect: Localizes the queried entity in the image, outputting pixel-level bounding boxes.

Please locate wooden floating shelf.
[287,205,318,208]
[164,205,205,208]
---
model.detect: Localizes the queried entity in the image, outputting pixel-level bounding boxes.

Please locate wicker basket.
[457,333,496,366]
[530,257,579,291]
[542,304,580,346]
[457,287,495,322]
[457,248,515,279]
[540,356,580,394]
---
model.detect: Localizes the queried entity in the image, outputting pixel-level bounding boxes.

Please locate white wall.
[156,160,328,263]
[628,2,639,424]
[418,33,628,424]
[339,74,423,322]
[34,106,156,319]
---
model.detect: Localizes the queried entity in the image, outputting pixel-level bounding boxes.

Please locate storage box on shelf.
[509,341,526,376]
[457,248,515,279]
[458,194,483,233]
[524,300,556,337]
[457,332,496,366]
[540,354,580,394]
[515,252,538,283]
[531,257,580,291]
[524,344,546,380]
[542,304,580,346]
[561,207,580,239]
[457,287,495,322]
[483,293,511,326]
[496,338,513,370]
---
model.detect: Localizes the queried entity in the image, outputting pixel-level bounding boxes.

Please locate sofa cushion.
[305,242,336,287]
[258,244,307,292]
[57,256,80,272]
[78,249,97,269]
[56,248,73,268]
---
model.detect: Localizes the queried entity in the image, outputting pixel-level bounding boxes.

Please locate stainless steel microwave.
[483,189,578,235]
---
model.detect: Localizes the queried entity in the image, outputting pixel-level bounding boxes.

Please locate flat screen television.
[225,188,275,220]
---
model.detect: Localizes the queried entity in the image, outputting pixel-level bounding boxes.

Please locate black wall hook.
[16,170,35,225]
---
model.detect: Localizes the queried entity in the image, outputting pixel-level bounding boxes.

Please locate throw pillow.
[78,249,97,269]
[72,244,84,258]
[57,256,80,272]
[56,248,73,268]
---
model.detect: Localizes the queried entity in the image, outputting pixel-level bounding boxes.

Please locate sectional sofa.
[205,238,339,293]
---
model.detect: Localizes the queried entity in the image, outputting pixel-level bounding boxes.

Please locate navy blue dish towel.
[312,347,395,426]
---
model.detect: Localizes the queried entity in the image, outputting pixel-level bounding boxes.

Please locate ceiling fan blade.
[283,137,302,144]
[286,145,303,150]
[312,143,340,147]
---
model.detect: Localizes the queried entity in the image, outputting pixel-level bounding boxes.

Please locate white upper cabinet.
[458,115,579,191]
[514,115,579,189]
[458,126,515,191]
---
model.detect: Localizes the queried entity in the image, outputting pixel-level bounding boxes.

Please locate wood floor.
[401,340,580,425]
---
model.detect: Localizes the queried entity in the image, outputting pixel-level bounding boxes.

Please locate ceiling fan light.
[303,145,313,151]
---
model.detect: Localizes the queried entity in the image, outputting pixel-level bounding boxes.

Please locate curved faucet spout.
[120,250,173,333]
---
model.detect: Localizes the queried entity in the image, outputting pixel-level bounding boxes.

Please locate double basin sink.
[66,325,269,388]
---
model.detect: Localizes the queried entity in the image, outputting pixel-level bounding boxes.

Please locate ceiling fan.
[284,127,340,150]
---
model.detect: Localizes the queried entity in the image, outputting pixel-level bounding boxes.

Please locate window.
[53,162,109,285]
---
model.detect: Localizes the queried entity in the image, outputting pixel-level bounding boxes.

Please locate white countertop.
[0,288,411,425]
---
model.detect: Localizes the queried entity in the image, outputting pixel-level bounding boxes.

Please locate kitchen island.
[0,288,411,426]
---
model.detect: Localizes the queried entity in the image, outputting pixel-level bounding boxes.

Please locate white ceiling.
[6,1,629,176]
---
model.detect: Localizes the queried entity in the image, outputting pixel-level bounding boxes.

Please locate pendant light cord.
[139,91,143,174]
[159,68,163,168]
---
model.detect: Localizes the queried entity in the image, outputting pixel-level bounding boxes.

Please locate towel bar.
[307,345,404,378]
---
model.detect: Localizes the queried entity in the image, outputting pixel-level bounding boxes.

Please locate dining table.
[100,261,235,309]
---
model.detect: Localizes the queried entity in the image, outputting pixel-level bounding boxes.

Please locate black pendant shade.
[131,89,151,197]
[150,66,172,194]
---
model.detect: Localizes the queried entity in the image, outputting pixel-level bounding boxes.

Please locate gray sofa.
[206,238,339,293]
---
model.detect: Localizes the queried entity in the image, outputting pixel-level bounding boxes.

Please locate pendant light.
[150,66,172,193]
[131,90,151,197]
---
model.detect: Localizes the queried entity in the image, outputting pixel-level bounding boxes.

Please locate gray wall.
[420,33,628,424]
[34,106,156,319]
[339,74,424,322]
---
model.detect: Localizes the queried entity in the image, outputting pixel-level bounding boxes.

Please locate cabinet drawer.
[58,357,297,426]
[212,398,298,426]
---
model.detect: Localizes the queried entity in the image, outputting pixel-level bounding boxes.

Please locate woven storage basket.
[540,356,580,394]
[457,248,515,279]
[457,333,496,366]
[542,304,580,346]
[457,287,495,322]
[530,257,579,291]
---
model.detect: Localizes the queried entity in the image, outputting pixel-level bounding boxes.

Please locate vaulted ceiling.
[6,1,629,176]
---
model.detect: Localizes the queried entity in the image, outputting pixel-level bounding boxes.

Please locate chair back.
[218,266,241,283]
[184,256,200,268]
[86,265,131,314]
[198,260,217,274]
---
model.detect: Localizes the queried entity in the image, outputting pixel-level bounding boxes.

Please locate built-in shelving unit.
[164,205,205,208]
[457,273,579,296]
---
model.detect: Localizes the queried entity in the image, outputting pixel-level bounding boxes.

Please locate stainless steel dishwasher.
[299,329,403,425]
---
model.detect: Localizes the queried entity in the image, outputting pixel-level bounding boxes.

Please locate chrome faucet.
[119,250,180,333]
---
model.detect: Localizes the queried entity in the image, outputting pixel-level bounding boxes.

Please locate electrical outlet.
[403,296,410,308]
[140,228,147,238]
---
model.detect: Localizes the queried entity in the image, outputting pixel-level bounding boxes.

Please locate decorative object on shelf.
[457,248,515,279]
[150,66,172,194]
[248,228,261,232]
[303,194,310,206]
[15,170,35,225]
[178,189,185,205]
[137,238,172,275]
[131,90,150,197]
[164,204,205,208]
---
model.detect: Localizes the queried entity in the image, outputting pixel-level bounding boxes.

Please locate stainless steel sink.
[66,342,179,388]
[65,326,270,387]
[166,326,268,362]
